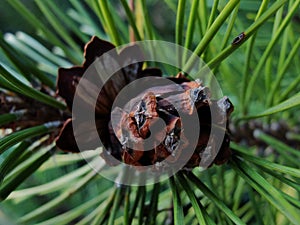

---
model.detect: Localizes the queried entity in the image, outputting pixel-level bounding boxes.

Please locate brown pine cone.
[55,36,234,170]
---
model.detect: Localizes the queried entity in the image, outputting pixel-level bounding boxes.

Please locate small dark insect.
[231,32,245,45]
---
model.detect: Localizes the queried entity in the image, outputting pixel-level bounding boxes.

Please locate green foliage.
[0,0,300,224]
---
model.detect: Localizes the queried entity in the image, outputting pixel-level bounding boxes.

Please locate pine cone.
[55,36,234,170]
